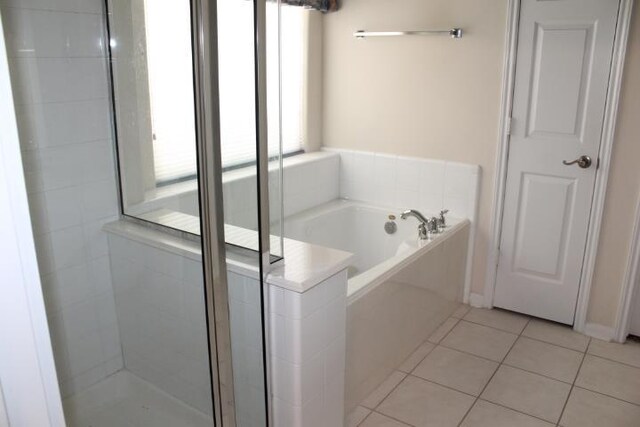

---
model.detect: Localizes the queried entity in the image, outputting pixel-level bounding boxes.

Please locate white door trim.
[614,195,640,342]
[485,0,634,334]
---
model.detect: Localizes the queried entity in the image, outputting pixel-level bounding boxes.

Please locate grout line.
[555,337,590,426]
[456,317,530,427]
[571,385,640,408]
[368,410,412,426]
[500,361,577,385]
[427,316,461,345]
[584,352,640,371]
[519,333,589,353]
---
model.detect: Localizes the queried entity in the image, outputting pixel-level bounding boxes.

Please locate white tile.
[378,376,475,427]
[481,365,571,423]
[463,308,529,334]
[522,319,590,352]
[80,179,118,222]
[560,387,640,427]
[373,153,397,188]
[271,354,323,406]
[444,162,472,197]
[398,341,435,373]
[360,412,409,427]
[395,157,422,192]
[428,317,459,344]
[441,321,518,362]
[44,186,83,230]
[361,371,407,409]
[346,406,371,427]
[353,151,376,183]
[413,346,498,396]
[451,304,470,319]
[32,57,108,103]
[2,9,104,58]
[575,355,640,404]
[504,337,583,383]
[51,225,86,269]
[461,400,554,427]
[66,332,104,376]
[587,338,640,368]
[419,160,445,192]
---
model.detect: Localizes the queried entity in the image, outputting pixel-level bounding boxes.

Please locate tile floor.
[347,306,640,427]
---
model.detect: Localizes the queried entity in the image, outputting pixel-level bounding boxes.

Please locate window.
[146,0,307,185]
[144,0,197,184]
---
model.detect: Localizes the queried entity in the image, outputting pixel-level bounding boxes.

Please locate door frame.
[614,196,640,341]
[484,0,634,335]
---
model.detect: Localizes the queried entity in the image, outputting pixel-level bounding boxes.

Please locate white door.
[494,0,620,324]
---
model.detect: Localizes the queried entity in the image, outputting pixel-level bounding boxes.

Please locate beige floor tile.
[504,337,583,383]
[378,376,475,427]
[588,338,640,368]
[398,341,435,373]
[360,412,409,427]
[559,387,640,427]
[451,304,470,319]
[427,317,459,344]
[441,321,518,362]
[412,346,498,396]
[575,355,640,405]
[461,400,554,427]
[463,308,529,334]
[361,371,407,409]
[481,365,571,423]
[522,319,589,352]
[347,406,372,427]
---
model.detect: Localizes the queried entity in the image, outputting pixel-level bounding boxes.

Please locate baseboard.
[469,293,486,308]
[583,322,616,342]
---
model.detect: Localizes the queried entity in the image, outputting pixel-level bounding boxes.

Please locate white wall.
[0,0,122,396]
[107,234,213,415]
[321,0,508,299]
[588,5,640,328]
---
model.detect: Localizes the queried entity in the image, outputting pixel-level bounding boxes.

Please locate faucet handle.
[438,209,449,229]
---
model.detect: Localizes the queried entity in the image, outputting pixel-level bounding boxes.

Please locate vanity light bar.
[354,28,463,39]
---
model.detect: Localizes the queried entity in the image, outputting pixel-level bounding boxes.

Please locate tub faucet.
[400,209,431,240]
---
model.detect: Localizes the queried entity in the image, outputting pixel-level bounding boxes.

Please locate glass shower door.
[105,0,274,425]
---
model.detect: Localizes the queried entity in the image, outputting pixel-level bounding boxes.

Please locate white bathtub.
[283,199,470,411]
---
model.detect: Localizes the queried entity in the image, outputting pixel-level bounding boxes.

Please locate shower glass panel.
[106,0,271,425]
[108,0,284,261]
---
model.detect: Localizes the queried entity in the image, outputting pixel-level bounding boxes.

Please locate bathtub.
[283,199,470,411]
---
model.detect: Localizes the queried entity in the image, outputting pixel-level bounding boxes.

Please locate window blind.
[148,0,306,184]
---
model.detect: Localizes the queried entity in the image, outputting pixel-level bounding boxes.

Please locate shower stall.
[1,0,477,425]
[0,0,289,425]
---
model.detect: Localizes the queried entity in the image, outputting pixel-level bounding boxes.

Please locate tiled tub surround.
[104,219,353,426]
[127,151,341,230]
[346,222,470,413]
[348,307,640,427]
[281,198,470,413]
[0,0,122,396]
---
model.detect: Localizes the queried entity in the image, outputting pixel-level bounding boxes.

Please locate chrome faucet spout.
[400,209,430,224]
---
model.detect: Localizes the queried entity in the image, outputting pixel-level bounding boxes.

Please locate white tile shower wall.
[107,234,214,416]
[224,153,341,230]
[323,148,481,223]
[0,0,122,396]
[228,271,268,426]
[268,270,348,427]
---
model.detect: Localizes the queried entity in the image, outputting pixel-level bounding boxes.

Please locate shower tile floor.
[347,306,640,427]
[63,371,212,427]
